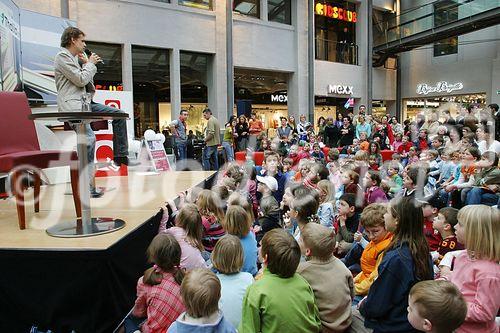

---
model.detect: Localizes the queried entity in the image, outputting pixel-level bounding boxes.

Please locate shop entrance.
[402,93,487,121]
[314,96,352,132]
[234,68,289,136]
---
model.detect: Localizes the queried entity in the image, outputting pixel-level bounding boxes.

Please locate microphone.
[84,49,104,64]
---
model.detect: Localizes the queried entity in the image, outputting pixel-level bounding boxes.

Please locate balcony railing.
[315,38,358,65]
[374,0,499,47]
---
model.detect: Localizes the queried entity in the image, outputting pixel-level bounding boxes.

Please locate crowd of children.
[124,108,499,333]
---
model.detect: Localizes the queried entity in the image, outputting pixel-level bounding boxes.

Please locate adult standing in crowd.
[324,117,339,148]
[338,116,355,147]
[487,103,499,141]
[356,115,371,140]
[222,116,237,162]
[277,117,292,147]
[202,108,220,171]
[54,26,132,198]
[390,116,403,135]
[170,109,189,162]
[297,114,312,142]
[236,115,249,152]
[442,109,456,126]
[248,112,264,150]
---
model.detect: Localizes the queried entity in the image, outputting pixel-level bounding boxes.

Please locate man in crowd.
[202,108,221,171]
[170,109,189,163]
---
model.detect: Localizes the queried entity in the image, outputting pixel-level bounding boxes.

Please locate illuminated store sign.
[416,81,464,95]
[328,84,354,95]
[315,3,357,23]
[271,94,288,102]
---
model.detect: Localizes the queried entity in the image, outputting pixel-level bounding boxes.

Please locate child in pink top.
[161,203,207,270]
[442,205,500,333]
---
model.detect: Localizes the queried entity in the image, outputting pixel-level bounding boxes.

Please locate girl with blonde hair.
[316,179,335,228]
[444,205,499,333]
[196,189,225,253]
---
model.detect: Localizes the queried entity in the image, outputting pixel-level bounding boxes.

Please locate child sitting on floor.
[163,203,207,270]
[239,229,321,333]
[352,203,393,300]
[407,280,467,333]
[196,190,225,254]
[297,223,353,333]
[167,268,236,332]
[431,207,463,270]
[211,235,254,329]
[334,193,361,256]
[128,234,186,333]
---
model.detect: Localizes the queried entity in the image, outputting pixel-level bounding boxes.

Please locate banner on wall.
[0,0,22,91]
[92,90,134,177]
[19,9,75,104]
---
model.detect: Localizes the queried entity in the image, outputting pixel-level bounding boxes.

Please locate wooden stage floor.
[0,171,214,251]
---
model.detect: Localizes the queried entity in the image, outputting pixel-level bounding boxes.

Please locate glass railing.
[374,0,499,46]
[315,38,358,65]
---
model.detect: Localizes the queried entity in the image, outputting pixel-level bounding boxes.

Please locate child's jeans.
[124,315,145,333]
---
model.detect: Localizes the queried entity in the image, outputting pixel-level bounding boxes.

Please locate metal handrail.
[374,0,498,46]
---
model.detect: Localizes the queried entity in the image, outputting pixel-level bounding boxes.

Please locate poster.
[19,9,75,104]
[146,139,171,172]
[92,90,134,177]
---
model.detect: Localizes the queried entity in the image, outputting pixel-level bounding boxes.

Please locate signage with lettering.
[0,9,20,39]
[271,94,288,103]
[416,81,464,95]
[315,3,357,23]
[328,84,354,95]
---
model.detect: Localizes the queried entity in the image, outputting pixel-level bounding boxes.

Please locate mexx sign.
[328,84,354,95]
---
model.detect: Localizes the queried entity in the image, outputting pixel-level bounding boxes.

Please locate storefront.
[234,68,288,133]
[401,80,487,121]
[315,0,358,65]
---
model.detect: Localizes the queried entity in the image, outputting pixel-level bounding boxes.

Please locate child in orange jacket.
[352,203,393,301]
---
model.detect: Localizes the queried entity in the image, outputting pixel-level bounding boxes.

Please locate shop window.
[178,0,213,10]
[314,1,358,65]
[180,51,209,135]
[433,1,458,57]
[85,42,123,91]
[131,46,170,136]
[234,68,288,132]
[268,0,291,24]
[234,0,260,18]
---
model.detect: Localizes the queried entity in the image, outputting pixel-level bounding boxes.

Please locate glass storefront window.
[315,0,357,65]
[268,0,291,24]
[180,51,210,134]
[85,42,123,91]
[234,68,288,133]
[234,0,260,18]
[403,93,486,121]
[178,0,213,10]
[131,46,170,136]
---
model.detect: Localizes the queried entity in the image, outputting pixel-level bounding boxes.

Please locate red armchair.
[0,92,81,229]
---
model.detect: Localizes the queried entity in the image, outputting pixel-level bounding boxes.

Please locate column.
[287,0,310,121]
[122,43,133,92]
[170,48,181,120]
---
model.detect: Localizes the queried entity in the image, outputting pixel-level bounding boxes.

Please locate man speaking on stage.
[54,27,134,197]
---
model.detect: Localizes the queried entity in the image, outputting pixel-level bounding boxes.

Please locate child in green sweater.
[239,229,321,333]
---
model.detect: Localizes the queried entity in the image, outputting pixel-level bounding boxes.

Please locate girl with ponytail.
[288,194,320,241]
[127,234,186,333]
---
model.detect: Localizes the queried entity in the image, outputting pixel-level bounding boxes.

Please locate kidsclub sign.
[315,3,357,23]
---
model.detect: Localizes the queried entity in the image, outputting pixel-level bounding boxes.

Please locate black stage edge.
[0,210,162,333]
[0,172,217,333]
